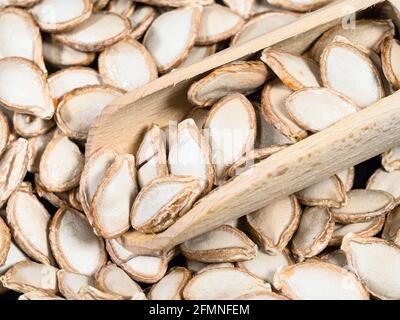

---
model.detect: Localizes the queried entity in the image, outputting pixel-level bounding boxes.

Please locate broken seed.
[92,154,138,238]
[196,4,244,45]
[183,267,271,300]
[330,189,394,224]
[98,37,158,91]
[291,206,334,260]
[30,0,93,33]
[0,57,53,119]
[180,225,257,263]
[246,195,301,252]
[1,261,58,294]
[56,85,123,141]
[320,40,384,108]
[130,176,202,234]
[286,87,359,132]
[148,267,191,300]
[39,131,84,192]
[296,175,347,208]
[54,12,131,52]
[143,6,201,73]
[188,61,268,107]
[49,207,107,276]
[274,260,369,300]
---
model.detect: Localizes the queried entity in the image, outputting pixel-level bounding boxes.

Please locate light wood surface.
[121,90,400,256]
[86,0,384,157]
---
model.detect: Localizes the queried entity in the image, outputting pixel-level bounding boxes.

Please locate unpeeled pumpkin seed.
[197,262,235,273]
[128,5,156,39]
[381,37,400,90]
[107,0,135,17]
[188,61,268,107]
[92,154,138,238]
[183,267,271,300]
[330,189,394,224]
[78,285,121,300]
[319,249,347,268]
[382,145,400,172]
[0,111,9,156]
[179,44,216,68]
[337,167,355,192]
[342,236,400,300]
[49,207,107,276]
[367,169,400,204]
[143,6,201,73]
[222,0,253,19]
[180,225,257,263]
[273,261,369,300]
[13,113,55,138]
[382,206,400,245]
[30,0,93,33]
[0,217,10,266]
[18,290,64,300]
[0,0,42,8]
[246,195,301,252]
[148,267,191,300]
[267,0,331,12]
[130,176,201,234]
[235,290,289,300]
[1,261,58,294]
[0,241,28,278]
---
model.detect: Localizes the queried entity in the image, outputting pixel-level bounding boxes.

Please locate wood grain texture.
[86,0,384,157]
[121,90,400,256]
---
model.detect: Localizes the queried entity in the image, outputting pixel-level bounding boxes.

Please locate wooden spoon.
[86,0,384,157]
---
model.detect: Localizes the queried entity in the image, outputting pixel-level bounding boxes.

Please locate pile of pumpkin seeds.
[0,0,399,300]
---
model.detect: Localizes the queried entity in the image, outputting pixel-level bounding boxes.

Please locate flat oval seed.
[13,113,55,138]
[231,11,299,46]
[0,7,46,71]
[268,0,331,12]
[331,189,394,224]
[180,225,257,263]
[57,270,94,300]
[180,45,216,68]
[196,4,244,45]
[2,261,58,294]
[296,175,347,208]
[342,236,400,300]
[183,267,271,300]
[43,37,96,67]
[54,12,131,52]
[19,290,64,300]
[246,195,301,252]
[168,119,214,194]
[121,255,168,284]
[0,241,28,279]
[92,154,138,238]
[34,173,70,208]
[237,249,292,284]
[381,37,400,90]
[337,167,355,192]
[130,176,202,234]
[0,217,10,266]
[329,216,385,247]
[143,6,201,73]
[95,263,143,299]
[188,61,268,107]
[99,37,157,91]
[367,169,400,204]
[39,132,84,192]
[382,145,400,172]
[49,208,107,276]
[79,148,118,222]
[197,262,234,273]
[286,88,359,132]
[56,85,123,140]
[261,80,307,142]
[320,41,384,108]
[291,206,334,260]
[128,5,156,39]
[48,67,102,100]
[148,267,191,300]
[203,93,256,183]
[0,57,54,119]
[274,261,369,300]
[30,0,93,33]
[383,206,400,245]
[0,138,29,207]
[6,190,53,265]
[222,0,253,18]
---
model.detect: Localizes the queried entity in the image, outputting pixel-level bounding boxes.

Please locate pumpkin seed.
[30,0,93,33]
[342,235,400,300]
[381,37,400,90]
[382,145,400,172]
[291,206,334,260]
[268,0,331,12]
[319,249,348,268]
[143,6,201,73]
[382,206,400,245]
[246,195,301,252]
[98,37,157,92]
[27,131,54,173]
[0,217,10,266]
[197,262,235,273]
[130,176,202,234]
[39,131,84,192]
[0,241,28,277]
[337,167,355,192]
[180,225,257,263]
[13,113,55,138]
[148,267,191,300]
[180,44,216,68]
[108,0,135,17]
[188,61,268,107]
[92,154,138,238]
[56,85,123,140]
[19,290,64,300]
[54,12,131,52]
[223,0,253,18]
[0,110,9,156]
[273,260,369,300]
[57,270,94,300]
[94,0,110,10]
[78,285,121,300]
[235,290,289,300]
[367,169,400,204]
[128,5,156,39]
[136,0,212,7]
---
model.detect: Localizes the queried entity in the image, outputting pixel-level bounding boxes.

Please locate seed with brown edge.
[148,267,191,300]
[57,270,94,300]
